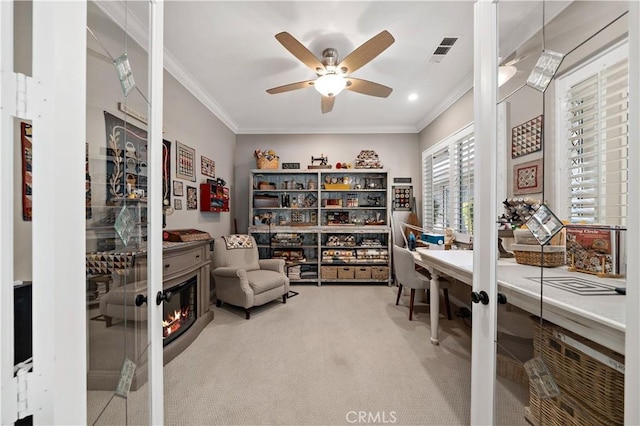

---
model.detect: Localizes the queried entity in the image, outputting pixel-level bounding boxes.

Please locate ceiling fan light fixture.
[498,65,517,87]
[314,74,347,97]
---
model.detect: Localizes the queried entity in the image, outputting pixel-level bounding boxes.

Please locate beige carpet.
[88,285,529,425]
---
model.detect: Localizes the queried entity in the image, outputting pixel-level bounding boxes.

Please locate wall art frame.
[173,180,184,196]
[392,185,413,211]
[511,114,543,159]
[201,155,215,178]
[104,112,171,210]
[174,199,183,210]
[186,185,198,210]
[176,140,196,181]
[513,158,543,195]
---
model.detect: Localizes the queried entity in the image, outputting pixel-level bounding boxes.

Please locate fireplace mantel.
[87,240,213,391]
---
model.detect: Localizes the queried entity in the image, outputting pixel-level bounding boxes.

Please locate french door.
[1,1,165,424]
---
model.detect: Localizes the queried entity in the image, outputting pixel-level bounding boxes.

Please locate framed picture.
[201,155,215,178]
[186,186,198,210]
[176,140,196,181]
[511,115,543,159]
[173,180,184,196]
[174,199,183,210]
[513,159,543,195]
[392,186,413,211]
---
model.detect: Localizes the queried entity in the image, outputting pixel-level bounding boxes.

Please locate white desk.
[414,248,626,354]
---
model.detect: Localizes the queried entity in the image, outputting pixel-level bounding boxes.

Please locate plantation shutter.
[564,58,628,225]
[424,146,450,231]
[452,133,475,233]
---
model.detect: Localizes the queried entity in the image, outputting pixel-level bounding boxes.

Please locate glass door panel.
[494,1,629,424]
[86,1,161,423]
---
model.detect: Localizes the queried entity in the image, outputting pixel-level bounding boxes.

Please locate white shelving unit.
[249,169,392,285]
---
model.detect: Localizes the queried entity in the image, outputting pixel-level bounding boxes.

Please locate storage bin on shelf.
[528,318,624,426]
[321,266,337,279]
[371,266,389,280]
[512,244,565,267]
[337,266,355,279]
[355,266,372,279]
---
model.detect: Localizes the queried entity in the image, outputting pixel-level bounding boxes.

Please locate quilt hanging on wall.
[104,111,171,212]
[21,122,32,221]
[21,123,93,221]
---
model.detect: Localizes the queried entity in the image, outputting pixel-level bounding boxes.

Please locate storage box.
[355,266,372,280]
[371,266,389,280]
[321,266,337,279]
[253,194,280,208]
[530,319,624,425]
[421,233,444,245]
[337,266,355,279]
[565,225,626,277]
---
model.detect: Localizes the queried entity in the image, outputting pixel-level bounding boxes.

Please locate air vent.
[440,37,458,47]
[428,36,459,64]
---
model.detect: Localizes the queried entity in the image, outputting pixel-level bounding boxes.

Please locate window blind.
[422,125,474,234]
[564,57,628,225]
[452,133,475,233]
[424,146,450,231]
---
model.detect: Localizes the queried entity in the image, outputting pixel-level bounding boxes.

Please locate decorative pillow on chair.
[223,234,255,249]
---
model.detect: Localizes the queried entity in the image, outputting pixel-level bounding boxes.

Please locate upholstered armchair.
[212,235,289,319]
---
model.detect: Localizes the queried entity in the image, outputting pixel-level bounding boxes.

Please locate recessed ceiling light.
[408,93,418,101]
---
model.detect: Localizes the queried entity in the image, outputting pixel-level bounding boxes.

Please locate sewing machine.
[308,154,332,169]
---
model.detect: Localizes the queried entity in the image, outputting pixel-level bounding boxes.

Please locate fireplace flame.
[162,306,190,338]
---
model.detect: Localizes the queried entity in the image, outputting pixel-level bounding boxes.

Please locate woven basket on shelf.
[512,244,565,267]
[256,157,279,169]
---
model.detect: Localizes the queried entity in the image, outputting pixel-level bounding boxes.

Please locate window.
[422,124,474,234]
[556,42,628,225]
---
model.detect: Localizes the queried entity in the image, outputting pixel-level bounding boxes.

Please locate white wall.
[235,133,420,243]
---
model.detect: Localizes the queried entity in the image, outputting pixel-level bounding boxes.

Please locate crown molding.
[93,1,239,133]
[416,72,473,133]
[237,125,419,135]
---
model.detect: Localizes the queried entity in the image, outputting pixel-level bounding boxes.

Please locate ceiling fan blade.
[321,96,335,114]
[337,30,395,75]
[344,78,392,98]
[266,79,316,94]
[275,32,325,74]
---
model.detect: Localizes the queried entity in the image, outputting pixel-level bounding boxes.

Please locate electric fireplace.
[162,276,197,346]
[87,240,213,391]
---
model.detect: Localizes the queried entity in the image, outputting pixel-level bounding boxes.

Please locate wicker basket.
[529,382,619,426]
[496,353,528,387]
[355,266,372,280]
[371,266,389,280]
[256,157,279,169]
[512,244,565,267]
[531,319,624,424]
[321,266,337,279]
[337,266,355,279]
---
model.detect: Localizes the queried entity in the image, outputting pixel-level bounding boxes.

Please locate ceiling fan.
[266,30,395,113]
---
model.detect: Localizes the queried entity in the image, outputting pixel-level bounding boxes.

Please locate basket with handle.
[256,157,279,169]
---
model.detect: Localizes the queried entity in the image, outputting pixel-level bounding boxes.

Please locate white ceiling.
[95,1,565,135]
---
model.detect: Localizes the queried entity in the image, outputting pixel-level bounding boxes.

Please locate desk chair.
[393,245,452,321]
